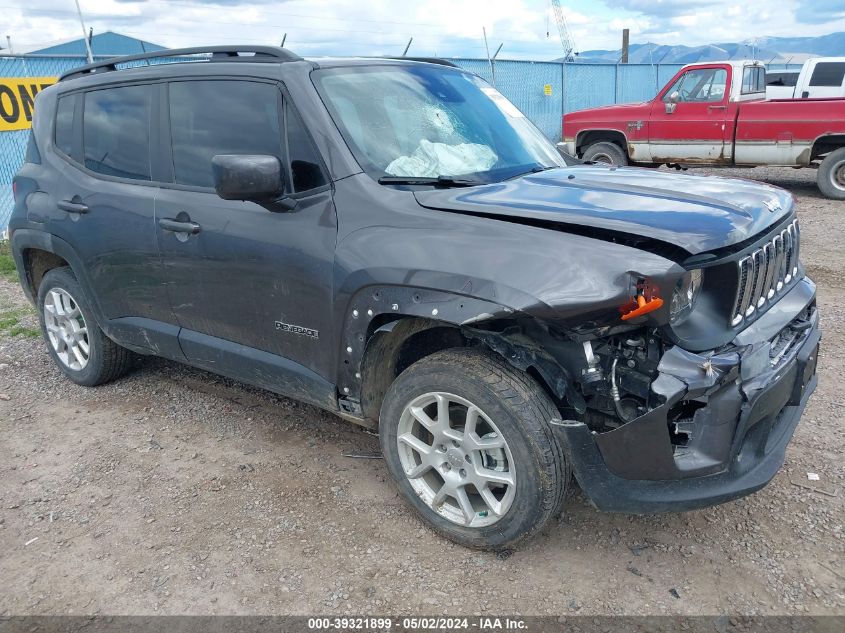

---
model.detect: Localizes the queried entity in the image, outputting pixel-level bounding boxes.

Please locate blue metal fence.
[0,56,801,230]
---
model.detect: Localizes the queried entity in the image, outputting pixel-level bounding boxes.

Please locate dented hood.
[414,166,794,255]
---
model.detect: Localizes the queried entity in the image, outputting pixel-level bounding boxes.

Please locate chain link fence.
[0,55,801,230]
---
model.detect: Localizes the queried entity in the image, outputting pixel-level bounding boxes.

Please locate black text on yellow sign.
[0,77,58,132]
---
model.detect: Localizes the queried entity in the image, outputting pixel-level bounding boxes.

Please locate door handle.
[57,199,89,214]
[159,218,201,235]
[708,105,727,110]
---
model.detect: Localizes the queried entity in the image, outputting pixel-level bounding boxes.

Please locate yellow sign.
[0,77,57,132]
[543,84,553,96]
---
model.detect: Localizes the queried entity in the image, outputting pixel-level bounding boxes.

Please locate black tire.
[379,348,569,550]
[582,141,629,166]
[37,267,137,387]
[817,147,845,200]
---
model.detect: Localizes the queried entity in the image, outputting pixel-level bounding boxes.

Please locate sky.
[4,0,845,59]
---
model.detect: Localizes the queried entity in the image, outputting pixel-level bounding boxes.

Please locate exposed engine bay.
[563,301,818,481]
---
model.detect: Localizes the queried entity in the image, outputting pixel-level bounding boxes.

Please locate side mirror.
[212,155,285,202]
[665,92,679,115]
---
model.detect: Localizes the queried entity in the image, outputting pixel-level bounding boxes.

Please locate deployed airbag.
[386,139,497,178]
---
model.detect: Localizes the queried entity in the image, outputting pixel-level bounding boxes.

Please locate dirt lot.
[0,166,843,616]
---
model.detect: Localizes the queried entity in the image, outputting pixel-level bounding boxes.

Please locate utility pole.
[73,0,94,63]
[621,29,630,64]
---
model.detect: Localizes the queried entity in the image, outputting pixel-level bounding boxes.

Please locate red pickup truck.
[562,61,845,199]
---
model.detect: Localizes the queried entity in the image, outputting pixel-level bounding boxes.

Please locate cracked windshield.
[313,65,563,183]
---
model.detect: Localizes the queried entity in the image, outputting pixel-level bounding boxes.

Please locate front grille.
[731,219,800,327]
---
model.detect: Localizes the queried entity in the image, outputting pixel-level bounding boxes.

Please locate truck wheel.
[37,267,137,387]
[379,348,569,549]
[583,141,628,166]
[817,147,845,200]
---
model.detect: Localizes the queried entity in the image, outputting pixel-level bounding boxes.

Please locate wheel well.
[812,135,845,162]
[576,130,628,157]
[357,317,564,425]
[22,248,68,296]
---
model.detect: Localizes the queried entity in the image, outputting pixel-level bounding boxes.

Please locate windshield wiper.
[509,165,559,180]
[377,175,485,188]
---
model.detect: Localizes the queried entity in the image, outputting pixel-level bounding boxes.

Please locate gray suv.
[9,46,819,549]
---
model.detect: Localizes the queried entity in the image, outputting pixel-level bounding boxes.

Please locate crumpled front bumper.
[551,278,820,514]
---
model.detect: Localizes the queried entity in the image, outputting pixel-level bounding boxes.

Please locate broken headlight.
[670,269,703,324]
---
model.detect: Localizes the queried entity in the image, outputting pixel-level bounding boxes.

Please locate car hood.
[414,166,794,256]
[564,102,648,118]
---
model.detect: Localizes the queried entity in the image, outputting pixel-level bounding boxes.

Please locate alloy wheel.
[43,288,90,371]
[396,392,516,528]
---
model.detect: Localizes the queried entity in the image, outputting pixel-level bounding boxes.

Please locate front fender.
[334,284,513,400]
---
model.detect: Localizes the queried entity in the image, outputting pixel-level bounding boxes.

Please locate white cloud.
[2,0,843,59]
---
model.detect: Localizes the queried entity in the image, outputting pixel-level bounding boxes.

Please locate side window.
[169,80,283,188]
[285,101,327,193]
[741,67,765,94]
[809,63,845,87]
[664,69,727,103]
[83,85,152,180]
[54,95,74,156]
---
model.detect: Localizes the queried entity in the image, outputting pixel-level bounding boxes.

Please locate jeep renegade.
[9,47,820,549]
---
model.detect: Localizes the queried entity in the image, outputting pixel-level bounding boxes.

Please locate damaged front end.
[549,277,820,514]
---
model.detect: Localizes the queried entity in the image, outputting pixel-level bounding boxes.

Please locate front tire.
[817,147,845,200]
[37,267,137,387]
[379,348,569,549]
[582,141,629,166]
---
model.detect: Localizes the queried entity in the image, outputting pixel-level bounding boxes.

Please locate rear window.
[83,85,152,181]
[54,95,74,156]
[809,62,845,87]
[766,72,798,87]
[741,66,766,94]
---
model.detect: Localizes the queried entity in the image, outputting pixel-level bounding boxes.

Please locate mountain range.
[567,32,845,64]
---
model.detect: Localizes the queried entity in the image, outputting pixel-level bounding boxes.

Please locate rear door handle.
[57,199,89,214]
[159,218,201,234]
[708,105,727,110]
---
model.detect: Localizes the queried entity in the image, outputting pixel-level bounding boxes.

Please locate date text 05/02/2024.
[307,617,528,631]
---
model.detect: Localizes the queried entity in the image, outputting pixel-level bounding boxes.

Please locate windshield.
[312,64,564,183]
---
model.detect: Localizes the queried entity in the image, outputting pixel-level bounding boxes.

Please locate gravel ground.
[0,166,843,616]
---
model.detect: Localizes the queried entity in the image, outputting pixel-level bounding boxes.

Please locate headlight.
[670,269,703,323]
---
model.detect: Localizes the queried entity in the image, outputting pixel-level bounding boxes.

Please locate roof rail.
[59,45,303,82]
[383,56,459,68]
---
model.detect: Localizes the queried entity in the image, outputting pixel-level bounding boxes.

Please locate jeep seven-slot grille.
[731,220,800,327]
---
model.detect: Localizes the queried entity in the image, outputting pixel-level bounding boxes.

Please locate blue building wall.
[31,31,166,56]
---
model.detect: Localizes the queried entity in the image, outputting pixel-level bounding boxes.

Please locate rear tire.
[582,141,628,166]
[379,348,569,550]
[37,267,137,387]
[817,147,845,200]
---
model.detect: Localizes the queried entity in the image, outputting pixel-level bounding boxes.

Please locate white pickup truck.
[767,58,845,99]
